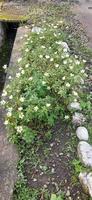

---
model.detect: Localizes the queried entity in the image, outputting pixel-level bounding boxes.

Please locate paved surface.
[74,0,92,48]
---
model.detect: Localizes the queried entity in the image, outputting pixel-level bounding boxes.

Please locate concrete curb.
[0,25,30,200]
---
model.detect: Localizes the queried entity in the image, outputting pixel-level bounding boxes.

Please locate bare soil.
[25,121,88,200]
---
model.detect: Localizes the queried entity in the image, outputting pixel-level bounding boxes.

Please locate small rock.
[72,112,86,126]
[33,178,37,182]
[76,126,89,141]
[56,41,70,51]
[61,41,70,51]
[77,141,92,167]
[31,27,42,34]
[51,168,55,173]
[79,172,92,197]
[68,102,81,111]
[66,190,71,196]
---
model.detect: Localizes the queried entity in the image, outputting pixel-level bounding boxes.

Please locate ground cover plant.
[1,2,92,200]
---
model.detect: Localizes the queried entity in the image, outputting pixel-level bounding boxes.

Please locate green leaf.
[50,194,57,200]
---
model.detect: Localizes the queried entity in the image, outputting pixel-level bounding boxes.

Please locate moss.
[0,11,29,22]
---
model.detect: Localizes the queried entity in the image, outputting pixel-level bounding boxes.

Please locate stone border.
[68,72,92,197]
[0,25,30,200]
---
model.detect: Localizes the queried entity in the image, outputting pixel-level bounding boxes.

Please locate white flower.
[83,59,86,63]
[54,33,57,37]
[21,70,25,75]
[50,58,54,62]
[74,99,77,102]
[25,63,30,68]
[30,40,33,43]
[20,36,23,39]
[19,112,24,119]
[25,48,29,52]
[69,59,73,63]
[75,55,78,59]
[55,64,59,68]
[20,97,25,102]
[8,76,12,80]
[40,36,45,39]
[16,126,23,133]
[57,20,63,24]
[66,83,70,88]
[6,85,10,89]
[69,65,73,70]
[65,115,69,120]
[62,76,65,80]
[46,103,51,107]
[45,55,50,59]
[0,100,6,105]
[9,95,13,100]
[42,81,46,85]
[47,86,50,90]
[25,42,28,45]
[25,25,28,29]
[24,34,28,38]
[34,106,39,112]
[3,64,7,70]
[44,72,49,77]
[63,48,67,53]
[16,73,21,78]
[81,69,85,73]
[63,60,67,65]
[8,107,13,112]
[56,41,62,45]
[39,55,43,58]
[54,52,57,54]
[18,107,23,111]
[19,67,22,71]
[65,54,69,58]
[41,45,45,49]
[27,38,30,41]
[16,89,20,93]
[2,90,7,97]
[73,91,78,96]
[80,78,84,85]
[61,55,64,59]
[53,25,57,29]
[7,111,12,117]
[4,120,9,125]
[28,77,33,81]
[70,73,74,77]
[18,58,22,63]
[76,60,80,65]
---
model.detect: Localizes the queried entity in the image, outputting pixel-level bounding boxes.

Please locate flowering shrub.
[1,24,86,144]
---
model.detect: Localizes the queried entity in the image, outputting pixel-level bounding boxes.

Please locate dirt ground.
[25,121,88,200]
